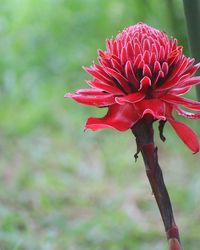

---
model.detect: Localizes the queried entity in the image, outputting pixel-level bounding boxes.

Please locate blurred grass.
[0,0,200,249]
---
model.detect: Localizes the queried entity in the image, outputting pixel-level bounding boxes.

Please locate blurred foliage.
[0,0,200,249]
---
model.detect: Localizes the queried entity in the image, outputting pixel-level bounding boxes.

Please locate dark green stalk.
[183,0,200,100]
[131,116,181,250]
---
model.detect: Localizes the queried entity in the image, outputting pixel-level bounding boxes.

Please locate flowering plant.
[66,22,200,153]
[65,23,200,249]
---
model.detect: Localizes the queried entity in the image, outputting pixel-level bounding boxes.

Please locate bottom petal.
[168,118,199,153]
[85,103,140,131]
[135,99,166,120]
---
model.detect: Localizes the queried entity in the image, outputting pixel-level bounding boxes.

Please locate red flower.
[65,22,200,153]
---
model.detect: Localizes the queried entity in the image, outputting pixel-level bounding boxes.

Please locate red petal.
[155,40,161,58]
[87,80,123,95]
[143,64,152,77]
[117,40,123,56]
[121,47,127,64]
[104,67,131,93]
[135,99,166,120]
[162,62,169,75]
[159,46,165,61]
[98,57,111,68]
[111,58,122,73]
[65,93,115,107]
[143,39,150,51]
[106,39,112,53]
[124,61,139,88]
[138,59,145,69]
[76,88,105,95]
[168,86,191,95]
[172,39,178,50]
[134,43,141,57]
[85,103,140,131]
[179,76,200,88]
[175,106,200,119]
[150,52,157,65]
[154,70,165,86]
[166,57,188,81]
[133,54,142,70]
[112,40,118,56]
[154,61,161,72]
[183,62,200,77]
[97,49,105,57]
[83,67,112,85]
[168,118,199,153]
[139,76,151,91]
[115,92,145,105]
[143,50,150,65]
[161,94,200,110]
[155,74,187,91]
[168,47,182,66]
[93,64,112,78]
[126,41,134,60]
[151,44,158,59]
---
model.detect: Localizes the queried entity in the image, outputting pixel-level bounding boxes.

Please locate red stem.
[131,115,181,250]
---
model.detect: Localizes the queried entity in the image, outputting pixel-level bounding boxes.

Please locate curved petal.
[166,57,188,82]
[111,58,123,73]
[168,118,199,153]
[183,62,200,77]
[125,61,139,88]
[76,88,106,95]
[65,93,116,107]
[86,80,123,95]
[135,99,166,120]
[178,76,200,88]
[174,106,200,119]
[154,74,200,92]
[161,94,200,110]
[155,71,192,92]
[115,92,145,105]
[126,41,134,60]
[85,103,140,131]
[139,76,151,91]
[154,70,165,86]
[83,66,112,85]
[104,67,131,93]
[155,75,183,92]
[168,86,191,95]
[143,64,152,77]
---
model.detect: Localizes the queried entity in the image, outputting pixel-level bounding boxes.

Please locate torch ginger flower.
[65,22,200,152]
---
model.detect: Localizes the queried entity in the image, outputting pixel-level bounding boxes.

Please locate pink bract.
[65,22,200,153]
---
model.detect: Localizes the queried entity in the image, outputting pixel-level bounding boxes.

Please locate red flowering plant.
[65,23,200,250]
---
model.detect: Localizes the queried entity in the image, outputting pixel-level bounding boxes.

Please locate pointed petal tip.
[192,141,200,154]
[193,148,199,154]
[194,61,200,68]
[82,66,91,72]
[168,118,200,153]
[64,92,73,98]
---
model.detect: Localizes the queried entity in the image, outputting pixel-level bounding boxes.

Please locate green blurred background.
[0,0,200,249]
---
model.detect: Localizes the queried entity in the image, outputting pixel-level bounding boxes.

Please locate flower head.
[65,22,200,153]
